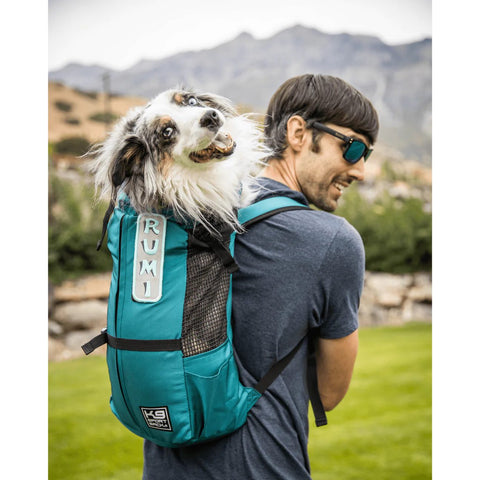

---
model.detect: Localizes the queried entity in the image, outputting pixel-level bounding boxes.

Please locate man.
[143,74,379,479]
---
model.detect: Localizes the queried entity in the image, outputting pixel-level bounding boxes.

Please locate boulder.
[54,273,111,302]
[64,329,106,357]
[376,291,404,308]
[53,299,107,331]
[48,320,64,337]
[366,272,413,292]
[407,285,432,303]
[402,299,432,322]
[364,272,412,308]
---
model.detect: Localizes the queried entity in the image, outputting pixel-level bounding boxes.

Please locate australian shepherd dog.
[88,88,266,234]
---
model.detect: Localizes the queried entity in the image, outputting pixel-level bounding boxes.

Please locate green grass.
[49,354,144,479]
[309,323,431,479]
[49,323,431,479]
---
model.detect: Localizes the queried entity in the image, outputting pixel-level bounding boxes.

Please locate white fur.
[89,89,267,233]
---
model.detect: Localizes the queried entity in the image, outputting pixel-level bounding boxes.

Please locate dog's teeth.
[212,131,233,150]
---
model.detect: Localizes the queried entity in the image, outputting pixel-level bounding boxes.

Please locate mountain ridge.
[49,25,431,162]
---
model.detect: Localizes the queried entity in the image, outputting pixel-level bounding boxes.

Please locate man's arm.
[315,329,358,411]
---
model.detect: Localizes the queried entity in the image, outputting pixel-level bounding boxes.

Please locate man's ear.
[110,135,147,187]
[286,115,308,153]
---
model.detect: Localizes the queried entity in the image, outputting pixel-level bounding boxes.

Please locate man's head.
[263,74,379,212]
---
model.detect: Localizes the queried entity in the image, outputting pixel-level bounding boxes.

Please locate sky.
[49,0,431,71]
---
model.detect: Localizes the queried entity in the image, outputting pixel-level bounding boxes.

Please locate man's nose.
[349,159,366,182]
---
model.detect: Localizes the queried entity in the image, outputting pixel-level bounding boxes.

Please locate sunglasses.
[311,121,373,163]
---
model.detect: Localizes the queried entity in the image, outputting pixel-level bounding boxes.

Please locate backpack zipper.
[113,214,136,422]
[114,214,125,335]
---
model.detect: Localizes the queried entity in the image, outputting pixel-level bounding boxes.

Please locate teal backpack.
[82,195,326,447]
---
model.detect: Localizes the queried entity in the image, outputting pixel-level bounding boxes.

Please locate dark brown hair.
[264,74,379,160]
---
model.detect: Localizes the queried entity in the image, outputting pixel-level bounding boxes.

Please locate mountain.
[49,25,431,163]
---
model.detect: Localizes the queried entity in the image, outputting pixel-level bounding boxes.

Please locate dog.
[88,88,266,234]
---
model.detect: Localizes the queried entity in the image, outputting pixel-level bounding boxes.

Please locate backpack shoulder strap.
[237,196,327,426]
[253,335,327,427]
[238,196,311,227]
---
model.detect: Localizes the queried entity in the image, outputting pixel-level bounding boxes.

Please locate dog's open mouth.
[189,131,236,163]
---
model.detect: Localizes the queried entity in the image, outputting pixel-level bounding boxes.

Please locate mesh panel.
[182,232,230,357]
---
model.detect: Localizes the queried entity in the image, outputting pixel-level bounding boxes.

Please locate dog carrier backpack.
[82,195,326,447]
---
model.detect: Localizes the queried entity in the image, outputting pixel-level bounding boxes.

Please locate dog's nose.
[200,109,223,132]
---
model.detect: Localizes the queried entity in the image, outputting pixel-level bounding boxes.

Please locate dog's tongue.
[212,131,235,153]
[189,131,236,163]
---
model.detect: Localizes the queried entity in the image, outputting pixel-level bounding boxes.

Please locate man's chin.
[312,197,337,212]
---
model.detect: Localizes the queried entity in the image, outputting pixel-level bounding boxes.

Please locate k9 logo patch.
[140,406,173,431]
[133,213,167,302]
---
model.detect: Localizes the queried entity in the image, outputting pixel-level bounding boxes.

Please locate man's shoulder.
[249,177,363,250]
[278,207,361,249]
[254,177,353,225]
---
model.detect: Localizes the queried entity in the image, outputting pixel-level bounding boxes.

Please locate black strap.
[307,335,328,426]
[96,200,115,251]
[81,330,182,355]
[81,330,109,355]
[206,204,311,273]
[242,205,311,229]
[207,238,238,273]
[254,338,304,394]
[253,335,327,427]
[107,334,182,352]
[188,232,239,273]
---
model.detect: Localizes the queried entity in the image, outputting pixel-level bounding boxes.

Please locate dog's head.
[89,88,266,231]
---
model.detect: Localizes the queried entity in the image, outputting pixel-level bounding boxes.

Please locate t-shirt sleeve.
[311,218,365,339]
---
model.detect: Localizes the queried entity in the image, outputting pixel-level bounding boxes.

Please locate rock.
[64,329,106,358]
[54,273,111,302]
[48,337,81,362]
[48,320,64,337]
[48,281,55,316]
[47,270,432,361]
[53,299,107,331]
[407,285,432,303]
[359,303,386,327]
[359,271,432,326]
[365,272,412,308]
[402,299,432,322]
[413,272,432,288]
[49,337,66,361]
[384,307,405,326]
[366,272,413,292]
[376,291,404,308]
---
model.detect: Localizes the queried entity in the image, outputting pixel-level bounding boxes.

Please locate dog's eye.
[187,96,198,106]
[162,127,174,139]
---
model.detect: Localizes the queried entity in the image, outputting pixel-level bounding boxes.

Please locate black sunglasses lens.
[344,141,366,163]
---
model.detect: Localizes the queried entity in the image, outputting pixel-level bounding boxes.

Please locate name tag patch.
[132,213,167,303]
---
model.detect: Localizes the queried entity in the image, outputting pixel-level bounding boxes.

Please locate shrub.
[53,136,91,156]
[73,88,98,100]
[47,172,431,283]
[336,185,432,273]
[48,173,112,284]
[89,111,118,124]
[64,117,81,125]
[54,100,73,112]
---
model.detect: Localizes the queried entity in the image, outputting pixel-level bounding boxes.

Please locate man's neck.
[260,157,301,192]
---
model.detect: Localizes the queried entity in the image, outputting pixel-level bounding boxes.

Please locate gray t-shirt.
[143,178,364,479]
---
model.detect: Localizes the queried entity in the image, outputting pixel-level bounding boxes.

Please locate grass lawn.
[309,323,431,479]
[49,323,431,479]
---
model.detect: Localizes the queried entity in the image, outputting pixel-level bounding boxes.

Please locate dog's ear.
[197,92,237,117]
[111,135,147,187]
